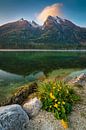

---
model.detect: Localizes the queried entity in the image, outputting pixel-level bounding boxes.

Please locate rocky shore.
[0,70,86,130]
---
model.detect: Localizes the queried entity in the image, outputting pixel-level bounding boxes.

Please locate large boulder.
[65,69,86,87]
[23,97,42,118]
[0,104,29,130]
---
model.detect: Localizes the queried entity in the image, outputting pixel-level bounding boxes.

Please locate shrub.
[38,80,80,121]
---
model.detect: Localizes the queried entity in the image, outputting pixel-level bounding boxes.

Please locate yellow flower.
[50,92,55,100]
[54,103,58,108]
[62,101,65,105]
[58,102,60,105]
[38,97,41,100]
[58,89,60,92]
[61,119,68,129]
[59,87,62,89]
[55,99,58,102]
[49,105,52,108]
[53,87,56,89]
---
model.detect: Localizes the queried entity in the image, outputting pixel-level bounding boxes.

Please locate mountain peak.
[19,18,25,21]
[18,18,29,23]
[32,21,38,25]
[43,15,78,29]
[17,19,39,28]
[46,15,65,24]
[31,21,39,28]
[56,16,66,23]
[43,15,62,29]
[47,15,54,20]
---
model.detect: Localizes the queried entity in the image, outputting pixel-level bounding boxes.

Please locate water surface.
[0,51,86,103]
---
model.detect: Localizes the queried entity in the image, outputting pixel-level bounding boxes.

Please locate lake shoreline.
[0,49,86,52]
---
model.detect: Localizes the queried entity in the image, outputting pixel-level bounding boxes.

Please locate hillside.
[0,16,86,49]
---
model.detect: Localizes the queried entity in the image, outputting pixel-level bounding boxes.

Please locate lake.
[0,51,86,103]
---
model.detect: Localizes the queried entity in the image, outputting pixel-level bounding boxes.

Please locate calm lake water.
[0,50,86,74]
[0,50,86,103]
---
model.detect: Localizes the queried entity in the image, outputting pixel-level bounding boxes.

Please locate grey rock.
[23,97,42,118]
[65,69,86,87]
[0,104,29,130]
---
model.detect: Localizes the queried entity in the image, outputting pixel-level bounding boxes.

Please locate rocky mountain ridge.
[0,16,86,49]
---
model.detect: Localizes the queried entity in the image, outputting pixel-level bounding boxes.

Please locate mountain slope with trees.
[0,16,86,49]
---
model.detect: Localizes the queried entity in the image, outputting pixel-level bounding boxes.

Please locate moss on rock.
[0,82,37,106]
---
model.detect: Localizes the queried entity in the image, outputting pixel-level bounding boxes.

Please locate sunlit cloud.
[37,3,63,24]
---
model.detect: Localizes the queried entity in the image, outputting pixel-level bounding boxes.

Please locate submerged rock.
[23,97,42,118]
[26,71,46,82]
[65,69,86,87]
[0,104,29,130]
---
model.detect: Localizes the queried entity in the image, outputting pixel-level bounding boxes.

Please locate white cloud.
[37,3,63,23]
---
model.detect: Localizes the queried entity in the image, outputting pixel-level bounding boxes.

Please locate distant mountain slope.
[0,16,86,49]
[37,16,86,44]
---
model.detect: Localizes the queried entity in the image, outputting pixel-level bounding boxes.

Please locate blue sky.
[0,0,86,27]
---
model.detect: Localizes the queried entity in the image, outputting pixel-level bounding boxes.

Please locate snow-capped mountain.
[0,16,86,49]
